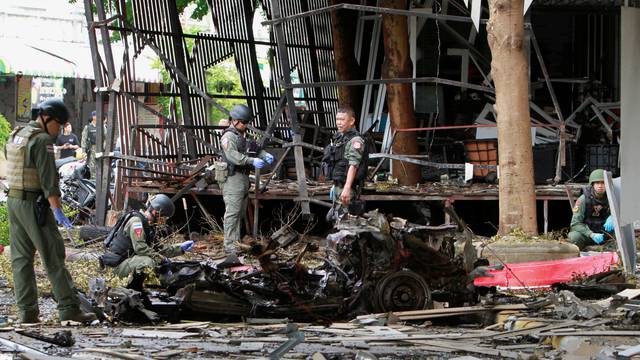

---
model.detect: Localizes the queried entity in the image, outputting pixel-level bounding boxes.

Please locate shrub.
[0,113,11,149]
[0,203,9,246]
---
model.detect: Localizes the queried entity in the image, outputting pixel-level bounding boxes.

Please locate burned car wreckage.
[89,208,482,322]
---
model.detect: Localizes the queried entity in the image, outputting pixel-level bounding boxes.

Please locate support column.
[271,0,311,215]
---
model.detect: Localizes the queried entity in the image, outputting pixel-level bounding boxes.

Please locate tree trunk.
[329,0,364,113]
[379,0,421,186]
[487,0,538,235]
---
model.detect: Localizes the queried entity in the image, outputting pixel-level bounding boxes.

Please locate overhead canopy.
[0,38,162,83]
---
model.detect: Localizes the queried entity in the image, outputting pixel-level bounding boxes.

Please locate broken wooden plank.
[406,339,522,359]
[152,349,185,359]
[119,329,200,339]
[74,348,150,360]
[539,330,640,337]
[140,321,211,330]
[596,288,640,308]
[0,336,48,357]
[357,304,529,320]
[489,321,578,340]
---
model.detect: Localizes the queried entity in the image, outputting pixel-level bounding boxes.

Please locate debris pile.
[95,209,478,322]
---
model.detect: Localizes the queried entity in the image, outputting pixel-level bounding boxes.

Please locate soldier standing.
[322,106,368,220]
[100,194,194,287]
[81,111,97,177]
[220,105,274,254]
[568,169,615,249]
[5,99,97,323]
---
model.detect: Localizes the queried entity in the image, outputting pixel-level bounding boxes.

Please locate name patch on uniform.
[133,222,143,237]
[221,137,229,150]
[13,136,24,145]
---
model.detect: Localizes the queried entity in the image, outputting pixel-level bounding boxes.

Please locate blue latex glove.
[329,186,335,200]
[252,158,265,169]
[53,207,72,229]
[264,153,274,165]
[179,240,194,252]
[604,216,614,232]
[591,233,605,245]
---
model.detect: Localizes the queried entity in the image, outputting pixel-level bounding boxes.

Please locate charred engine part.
[89,280,159,323]
[17,330,75,347]
[332,209,478,312]
[375,270,432,312]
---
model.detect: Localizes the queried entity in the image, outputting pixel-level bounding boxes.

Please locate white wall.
[620,7,640,226]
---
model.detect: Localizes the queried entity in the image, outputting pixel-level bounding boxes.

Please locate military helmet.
[229,104,252,123]
[37,98,70,124]
[589,169,605,184]
[148,194,175,218]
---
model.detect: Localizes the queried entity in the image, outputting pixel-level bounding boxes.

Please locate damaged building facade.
[77,0,640,316]
[84,0,639,237]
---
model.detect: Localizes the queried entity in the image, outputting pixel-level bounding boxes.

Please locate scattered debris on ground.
[1,206,638,359]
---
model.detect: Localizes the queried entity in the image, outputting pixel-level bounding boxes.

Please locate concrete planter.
[480,240,580,264]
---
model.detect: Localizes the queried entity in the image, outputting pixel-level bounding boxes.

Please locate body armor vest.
[583,186,610,233]
[87,124,97,146]
[221,127,250,176]
[102,211,155,267]
[6,126,45,191]
[322,129,368,188]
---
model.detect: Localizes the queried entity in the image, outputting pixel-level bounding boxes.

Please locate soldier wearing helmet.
[5,98,97,324]
[100,194,194,286]
[219,104,274,253]
[81,110,98,178]
[568,169,615,249]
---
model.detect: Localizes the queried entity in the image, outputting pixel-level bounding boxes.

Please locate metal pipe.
[262,3,488,26]
[283,76,494,92]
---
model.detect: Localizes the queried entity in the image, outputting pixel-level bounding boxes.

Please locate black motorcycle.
[57,158,96,224]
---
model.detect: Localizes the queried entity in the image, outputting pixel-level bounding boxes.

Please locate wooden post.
[329,0,364,113]
[379,0,421,186]
[487,0,538,235]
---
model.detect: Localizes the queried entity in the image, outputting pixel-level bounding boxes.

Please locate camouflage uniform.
[327,128,365,214]
[106,212,184,278]
[5,121,82,322]
[568,189,611,249]
[81,122,97,177]
[220,127,268,252]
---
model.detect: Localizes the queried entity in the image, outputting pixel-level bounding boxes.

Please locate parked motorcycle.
[57,158,96,224]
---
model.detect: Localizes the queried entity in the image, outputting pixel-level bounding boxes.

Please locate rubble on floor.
[1,208,638,359]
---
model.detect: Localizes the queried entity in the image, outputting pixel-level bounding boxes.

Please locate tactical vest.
[5,126,45,191]
[87,124,97,146]
[582,186,610,233]
[102,211,155,267]
[322,129,368,188]
[221,127,248,176]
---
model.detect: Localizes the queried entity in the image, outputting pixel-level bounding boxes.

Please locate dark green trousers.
[8,197,79,320]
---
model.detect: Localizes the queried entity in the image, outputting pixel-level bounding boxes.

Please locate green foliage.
[152,54,245,125]
[63,204,79,221]
[0,113,11,150]
[206,59,246,123]
[0,203,9,246]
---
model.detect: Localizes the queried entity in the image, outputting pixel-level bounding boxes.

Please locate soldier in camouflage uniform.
[569,169,615,249]
[100,194,194,282]
[323,106,368,220]
[81,111,97,177]
[5,99,97,324]
[220,105,274,254]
